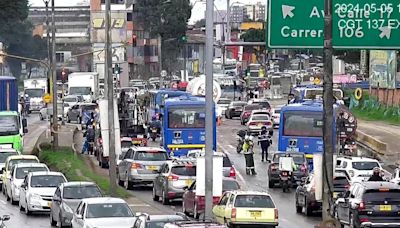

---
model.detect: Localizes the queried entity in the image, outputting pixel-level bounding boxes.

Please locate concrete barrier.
[355,130,387,155]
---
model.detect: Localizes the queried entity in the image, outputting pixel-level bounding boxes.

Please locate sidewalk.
[357,120,400,168]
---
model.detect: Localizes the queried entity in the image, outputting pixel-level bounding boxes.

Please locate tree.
[0,0,47,77]
[241,28,266,66]
[193,19,206,28]
[135,0,192,73]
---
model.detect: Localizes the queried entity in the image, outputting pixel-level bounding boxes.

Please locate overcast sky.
[29,0,263,24]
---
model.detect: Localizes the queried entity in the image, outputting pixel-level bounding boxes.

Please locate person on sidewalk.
[368,167,384,181]
[258,126,272,162]
[82,125,95,154]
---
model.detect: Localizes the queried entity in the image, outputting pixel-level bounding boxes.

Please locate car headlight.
[30,193,42,201]
[63,203,74,214]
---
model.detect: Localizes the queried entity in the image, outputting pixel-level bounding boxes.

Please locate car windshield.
[305,89,343,100]
[0,115,19,135]
[30,175,66,188]
[63,186,102,199]
[168,106,206,129]
[223,180,240,191]
[255,102,271,109]
[8,159,39,171]
[16,167,47,179]
[64,97,77,103]
[352,162,380,170]
[283,111,323,137]
[273,154,305,164]
[25,88,45,98]
[251,115,269,121]
[0,152,18,163]
[234,195,275,208]
[134,151,168,161]
[218,100,231,105]
[244,105,261,111]
[69,87,91,95]
[86,203,133,218]
[121,141,133,148]
[171,166,196,176]
[232,102,246,107]
[333,177,349,188]
[363,191,400,203]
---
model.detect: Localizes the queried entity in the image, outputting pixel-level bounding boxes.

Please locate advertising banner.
[369,50,397,89]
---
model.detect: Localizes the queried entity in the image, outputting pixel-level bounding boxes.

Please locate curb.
[355,130,387,155]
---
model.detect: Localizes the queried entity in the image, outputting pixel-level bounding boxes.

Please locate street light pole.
[105,0,117,197]
[51,0,58,149]
[204,0,214,221]
[226,0,230,43]
[43,0,51,95]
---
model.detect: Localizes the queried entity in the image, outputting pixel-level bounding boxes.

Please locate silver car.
[117,147,168,189]
[50,182,102,227]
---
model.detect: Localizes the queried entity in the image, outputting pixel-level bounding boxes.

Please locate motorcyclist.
[368,167,384,181]
[258,126,272,162]
[82,125,95,154]
[149,116,161,131]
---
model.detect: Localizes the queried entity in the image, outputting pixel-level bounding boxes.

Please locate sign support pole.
[322,0,334,221]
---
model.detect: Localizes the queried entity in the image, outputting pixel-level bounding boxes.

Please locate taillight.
[244,112,250,117]
[358,201,365,210]
[230,167,236,178]
[359,218,369,223]
[344,184,350,189]
[131,163,143,169]
[168,175,179,181]
[231,208,237,218]
[270,164,276,171]
[274,208,278,219]
[249,122,257,126]
[300,164,307,172]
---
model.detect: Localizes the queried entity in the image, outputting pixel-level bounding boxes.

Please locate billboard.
[369,50,397,89]
[91,12,127,43]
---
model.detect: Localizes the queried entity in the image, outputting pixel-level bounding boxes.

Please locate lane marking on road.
[218,145,246,185]
[0,200,6,205]
[129,204,151,207]
[228,144,235,150]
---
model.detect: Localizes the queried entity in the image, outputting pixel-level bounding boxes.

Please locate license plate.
[258,123,263,127]
[133,140,141,144]
[147,166,158,171]
[250,211,261,217]
[152,130,157,133]
[48,202,52,208]
[185,179,193,186]
[379,205,392,211]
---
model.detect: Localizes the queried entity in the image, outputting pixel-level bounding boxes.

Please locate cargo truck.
[23,78,47,112]
[68,72,99,102]
[0,76,28,152]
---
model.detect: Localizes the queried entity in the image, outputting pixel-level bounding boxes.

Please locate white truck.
[23,78,47,112]
[68,72,99,102]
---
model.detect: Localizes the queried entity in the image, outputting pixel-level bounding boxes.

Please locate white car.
[246,114,273,135]
[336,156,382,182]
[217,98,231,115]
[19,171,67,215]
[71,197,135,228]
[6,163,49,204]
[390,168,400,184]
[63,95,82,107]
[271,107,281,127]
[0,149,20,191]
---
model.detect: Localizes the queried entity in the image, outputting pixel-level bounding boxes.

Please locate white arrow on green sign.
[267,0,400,49]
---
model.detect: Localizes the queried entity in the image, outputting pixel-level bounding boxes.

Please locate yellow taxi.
[1,155,39,194]
[212,191,278,228]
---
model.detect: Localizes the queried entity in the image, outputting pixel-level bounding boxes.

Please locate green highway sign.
[267,0,400,49]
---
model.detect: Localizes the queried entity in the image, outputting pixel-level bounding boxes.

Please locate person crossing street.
[258,126,272,162]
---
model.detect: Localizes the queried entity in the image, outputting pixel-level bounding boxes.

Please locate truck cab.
[0,111,28,152]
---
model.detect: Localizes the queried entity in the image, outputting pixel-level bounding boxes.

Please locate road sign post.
[268,0,400,49]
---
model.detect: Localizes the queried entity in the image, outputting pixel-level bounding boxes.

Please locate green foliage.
[39,149,130,198]
[0,0,47,77]
[193,19,205,28]
[241,28,266,65]
[135,0,192,73]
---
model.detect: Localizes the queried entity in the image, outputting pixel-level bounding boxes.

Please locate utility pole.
[44,0,51,94]
[158,36,164,88]
[51,0,58,149]
[204,0,214,220]
[322,0,334,221]
[105,0,117,197]
[183,44,187,82]
[226,0,230,43]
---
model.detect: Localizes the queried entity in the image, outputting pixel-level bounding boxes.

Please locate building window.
[56,53,64,63]
[127,12,132,21]
[101,0,124,4]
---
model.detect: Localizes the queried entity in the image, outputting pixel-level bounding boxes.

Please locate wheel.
[117,174,124,186]
[152,185,159,201]
[182,200,189,216]
[193,203,200,219]
[268,180,274,188]
[124,175,133,190]
[304,197,312,216]
[50,213,57,226]
[295,198,302,213]
[40,113,44,121]
[25,200,32,215]
[161,189,169,205]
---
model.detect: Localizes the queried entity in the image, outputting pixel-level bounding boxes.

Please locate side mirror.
[1,215,10,221]
[23,127,28,134]
[76,214,83,220]
[22,118,27,128]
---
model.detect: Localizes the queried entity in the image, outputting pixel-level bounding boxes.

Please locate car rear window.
[134,151,168,161]
[251,115,269,121]
[121,141,132,148]
[244,105,261,111]
[16,167,48,179]
[223,157,232,167]
[234,195,275,208]
[171,166,196,176]
[363,191,400,203]
[272,154,305,164]
[352,161,380,170]
[333,177,349,188]
[222,180,240,191]
[232,102,246,107]
[256,102,271,109]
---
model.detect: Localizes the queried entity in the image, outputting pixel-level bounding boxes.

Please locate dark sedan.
[225,101,247,119]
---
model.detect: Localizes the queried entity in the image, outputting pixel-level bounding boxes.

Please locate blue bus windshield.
[168,106,206,129]
[283,111,323,137]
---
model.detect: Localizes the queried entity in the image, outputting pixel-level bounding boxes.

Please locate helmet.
[373,167,380,174]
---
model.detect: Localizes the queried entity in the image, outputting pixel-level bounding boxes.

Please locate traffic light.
[113,64,122,74]
[61,68,68,83]
[180,35,187,43]
[132,34,137,47]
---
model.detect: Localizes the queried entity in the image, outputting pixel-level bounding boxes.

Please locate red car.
[240,104,261,125]
[182,178,240,219]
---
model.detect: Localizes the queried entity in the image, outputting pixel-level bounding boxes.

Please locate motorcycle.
[150,127,158,141]
[280,171,291,192]
[0,215,10,228]
[236,136,244,153]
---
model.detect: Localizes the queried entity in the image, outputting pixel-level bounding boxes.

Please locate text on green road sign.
[267,0,400,49]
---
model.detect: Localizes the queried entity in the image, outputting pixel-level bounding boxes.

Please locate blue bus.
[278,101,357,169]
[162,95,217,157]
[149,89,190,119]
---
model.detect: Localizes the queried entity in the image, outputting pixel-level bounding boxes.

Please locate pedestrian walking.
[258,126,272,162]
